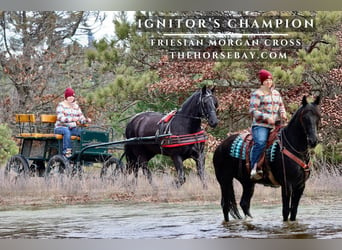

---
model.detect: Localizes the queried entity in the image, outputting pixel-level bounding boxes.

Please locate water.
[0,201,341,239]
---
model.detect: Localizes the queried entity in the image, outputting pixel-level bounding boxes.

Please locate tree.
[85,11,166,135]
[85,11,342,146]
[147,11,342,144]
[0,11,105,124]
[0,124,18,165]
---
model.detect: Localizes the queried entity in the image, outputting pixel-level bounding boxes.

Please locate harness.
[160,130,207,148]
[156,111,207,148]
[155,90,214,149]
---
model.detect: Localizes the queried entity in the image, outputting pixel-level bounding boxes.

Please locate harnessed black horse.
[213,96,321,221]
[124,86,219,187]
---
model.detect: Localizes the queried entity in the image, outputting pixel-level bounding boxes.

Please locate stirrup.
[65,149,72,158]
[250,168,263,181]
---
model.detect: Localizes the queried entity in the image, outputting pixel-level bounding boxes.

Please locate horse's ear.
[202,85,207,95]
[313,95,321,105]
[211,86,216,93]
[302,96,308,106]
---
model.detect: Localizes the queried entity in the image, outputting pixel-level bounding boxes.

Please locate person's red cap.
[64,87,75,99]
[259,69,273,83]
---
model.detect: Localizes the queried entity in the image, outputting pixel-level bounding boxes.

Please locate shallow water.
[0,200,341,239]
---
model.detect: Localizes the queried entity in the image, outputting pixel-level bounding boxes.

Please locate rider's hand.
[267,117,275,125]
[281,114,288,124]
[86,117,92,123]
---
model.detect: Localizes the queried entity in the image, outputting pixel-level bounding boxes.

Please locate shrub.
[0,124,18,165]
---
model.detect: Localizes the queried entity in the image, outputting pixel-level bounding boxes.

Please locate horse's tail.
[213,135,243,221]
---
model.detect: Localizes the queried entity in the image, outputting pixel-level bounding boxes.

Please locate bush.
[0,124,18,165]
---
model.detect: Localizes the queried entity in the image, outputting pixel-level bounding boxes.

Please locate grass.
[0,164,341,210]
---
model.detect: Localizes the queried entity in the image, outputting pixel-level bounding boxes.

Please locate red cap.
[64,87,75,99]
[259,69,273,83]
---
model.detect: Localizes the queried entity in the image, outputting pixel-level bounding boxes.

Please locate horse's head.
[200,86,219,128]
[298,96,321,148]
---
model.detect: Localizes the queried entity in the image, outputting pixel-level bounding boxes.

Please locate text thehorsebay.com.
[136,15,315,61]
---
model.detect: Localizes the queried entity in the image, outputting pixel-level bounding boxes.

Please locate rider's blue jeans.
[54,126,81,154]
[250,126,271,169]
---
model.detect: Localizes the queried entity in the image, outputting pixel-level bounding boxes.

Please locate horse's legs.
[172,155,185,187]
[194,145,207,188]
[190,143,206,187]
[281,184,292,221]
[239,181,255,218]
[142,164,153,185]
[290,184,305,221]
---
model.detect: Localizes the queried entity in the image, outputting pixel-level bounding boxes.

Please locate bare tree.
[0,11,104,120]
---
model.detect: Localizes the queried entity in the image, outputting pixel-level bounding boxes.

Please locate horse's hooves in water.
[222,220,229,226]
[244,214,253,220]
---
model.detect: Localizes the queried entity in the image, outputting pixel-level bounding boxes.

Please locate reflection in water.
[0,201,341,239]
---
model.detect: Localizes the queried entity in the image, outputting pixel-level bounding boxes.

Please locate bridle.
[199,91,217,121]
[278,106,320,189]
[175,91,216,121]
[282,106,320,155]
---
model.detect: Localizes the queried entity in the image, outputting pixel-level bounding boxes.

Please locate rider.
[54,87,91,158]
[249,69,287,180]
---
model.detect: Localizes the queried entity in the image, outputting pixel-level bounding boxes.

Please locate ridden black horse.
[213,96,321,222]
[125,86,218,187]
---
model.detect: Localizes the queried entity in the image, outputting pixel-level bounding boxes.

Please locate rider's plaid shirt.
[249,88,286,128]
[55,101,86,128]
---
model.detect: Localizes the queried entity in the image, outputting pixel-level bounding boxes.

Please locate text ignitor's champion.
[137,17,315,31]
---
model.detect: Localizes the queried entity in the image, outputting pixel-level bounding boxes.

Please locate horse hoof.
[173,180,185,188]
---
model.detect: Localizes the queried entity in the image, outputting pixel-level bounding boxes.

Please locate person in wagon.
[54,87,91,158]
[249,69,287,180]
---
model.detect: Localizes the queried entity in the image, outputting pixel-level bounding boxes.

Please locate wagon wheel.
[4,155,29,180]
[45,154,71,177]
[100,156,125,182]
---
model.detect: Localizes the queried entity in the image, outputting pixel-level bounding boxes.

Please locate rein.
[174,113,202,120]
[279,120,311,185]
[279,129,311,170]
[173,91,216,121]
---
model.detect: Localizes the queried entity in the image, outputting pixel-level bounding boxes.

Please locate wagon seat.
[15,114,80,141]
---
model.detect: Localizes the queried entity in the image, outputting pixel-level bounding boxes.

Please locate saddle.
[242,126,281,168]
[241,126,283,186]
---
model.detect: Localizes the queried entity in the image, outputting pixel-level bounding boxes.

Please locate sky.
[76,11,135,46]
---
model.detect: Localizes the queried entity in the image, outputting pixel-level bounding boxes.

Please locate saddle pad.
[230,135,248,160]
[266,140,279,163]
[229,134,279,162]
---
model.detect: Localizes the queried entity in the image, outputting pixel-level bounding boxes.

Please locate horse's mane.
[178,90,201,112]
[287,102,320,128]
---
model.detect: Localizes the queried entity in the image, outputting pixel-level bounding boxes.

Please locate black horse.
[213,96,321,222]
[125,86,219,187]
